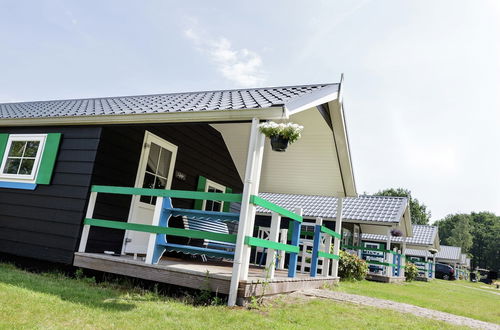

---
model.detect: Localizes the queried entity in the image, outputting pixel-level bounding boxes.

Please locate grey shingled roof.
[362,224,438,246]
[257,193,408,223]
[406,245,462,262]
[0,83,338,119]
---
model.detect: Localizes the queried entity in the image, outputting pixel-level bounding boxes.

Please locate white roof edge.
[0,106,287,126]
[285,84,339,115]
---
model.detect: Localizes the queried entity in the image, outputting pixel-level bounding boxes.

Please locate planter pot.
[270,135,289,152]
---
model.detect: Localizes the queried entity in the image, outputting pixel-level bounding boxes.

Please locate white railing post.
[332,198,343,278]
[78,191,97,253]
[264,212,281,279]
[145,197,164,264]
[228,118,264,307]
[386,228,392,277]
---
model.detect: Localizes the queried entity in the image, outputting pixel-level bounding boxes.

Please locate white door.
[122,131,178,255]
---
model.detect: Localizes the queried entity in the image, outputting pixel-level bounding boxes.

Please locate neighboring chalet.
[406,245,463,279]
[257,194,412,282]
[0,81,358,305]
[363,224,440,280]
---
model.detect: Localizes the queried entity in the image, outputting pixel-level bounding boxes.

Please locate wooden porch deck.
[74,252,338,302]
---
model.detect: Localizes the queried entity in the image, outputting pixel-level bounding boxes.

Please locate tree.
[469,212,500,271]
[375,188,431,225]
[444,214,473,253]
[436,212,500,271]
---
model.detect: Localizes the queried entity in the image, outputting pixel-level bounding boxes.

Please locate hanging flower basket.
[259,122,304,152]
[390,228,403,237]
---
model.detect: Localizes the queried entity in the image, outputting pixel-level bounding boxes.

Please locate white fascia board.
[341,219,398,226]
[284,85,339,115]
[0,106,286,127]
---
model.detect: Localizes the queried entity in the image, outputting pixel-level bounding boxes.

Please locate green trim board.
[250,195,303,222]
[193,176,207,210]
[84,218,237,243]
[318,251,340,260]
[222,187,232,212]
[244,236,299,253]
[365,260,398,268]
[320,226,341,239]
[36,133,61,184]
[0,134,8,163]
[342,244,400,255]
[91,185,243,202]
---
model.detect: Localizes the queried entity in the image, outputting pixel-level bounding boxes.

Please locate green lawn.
[333,279,500,324]
[0,263,458,330]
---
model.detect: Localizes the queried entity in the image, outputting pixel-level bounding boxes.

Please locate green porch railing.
[91,185,243,202]
[341,244,405,277]
[80,185,305,278]
[310,225,341,277]
[341,244,402,256]
[84,218,237,243]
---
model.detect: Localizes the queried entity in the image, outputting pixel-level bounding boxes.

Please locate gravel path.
[300,289,499,329]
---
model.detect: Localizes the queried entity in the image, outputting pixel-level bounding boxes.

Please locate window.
[203,179,226,212]
[0,134,46,182]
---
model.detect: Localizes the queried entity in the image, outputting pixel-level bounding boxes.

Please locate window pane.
[146,143,160,173]
[157,148,172,178]
[154,176,167,190]
[8,141,26,157]
[24,141,40,157]
[19,159,35,175]
[205,200,214,211]
[140,172,156,204]
[3,158,21,174]
[212,201,222,211]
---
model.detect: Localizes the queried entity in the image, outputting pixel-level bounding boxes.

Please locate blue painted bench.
[151,198,240,264]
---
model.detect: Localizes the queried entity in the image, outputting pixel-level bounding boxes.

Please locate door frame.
[121,130,178,255]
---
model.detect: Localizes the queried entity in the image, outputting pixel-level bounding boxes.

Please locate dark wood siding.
[0,126,102,264]
[87,124,243,253]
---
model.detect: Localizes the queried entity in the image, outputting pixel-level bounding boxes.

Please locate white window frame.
[0,134,47,183]
[202,179,226,211]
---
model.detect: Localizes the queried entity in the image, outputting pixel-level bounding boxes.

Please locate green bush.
[405,262,419,282]
[338,250,368,281]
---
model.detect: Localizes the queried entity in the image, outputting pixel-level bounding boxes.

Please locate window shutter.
[193,175,207,210]
[0,134,8,163]
[36,133,62,185]
[223,187,232,212]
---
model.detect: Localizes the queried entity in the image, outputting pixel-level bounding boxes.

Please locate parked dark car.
[435,263,455,280]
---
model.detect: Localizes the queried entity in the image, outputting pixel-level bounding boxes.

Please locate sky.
[0,0,499,221]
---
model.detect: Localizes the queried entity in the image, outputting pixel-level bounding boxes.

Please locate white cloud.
[184,27,266,87]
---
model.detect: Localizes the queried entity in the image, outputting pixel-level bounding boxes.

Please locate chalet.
[406,245,462,280]
[363,224,440,280]
[257,194,413,283]
[0,81,359,305]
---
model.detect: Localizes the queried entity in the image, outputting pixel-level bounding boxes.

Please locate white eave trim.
[284,85,339,115]
[0,106,287,126]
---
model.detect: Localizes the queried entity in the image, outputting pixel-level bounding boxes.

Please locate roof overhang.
[0,106,287,126]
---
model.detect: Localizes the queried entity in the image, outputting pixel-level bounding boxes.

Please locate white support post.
[278,229,287,270]
[432,254,436,279]
[78,191,97,253]
[425,251,429,279]
[386,228,392,277]
[264,212,281,279]
[145,197,164,264]
[228,118,264,307]
[240,130,265,280]
[402,236,407,268]
[332,198,343,278]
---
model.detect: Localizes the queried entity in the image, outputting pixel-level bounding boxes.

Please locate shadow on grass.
[0,263,136,312]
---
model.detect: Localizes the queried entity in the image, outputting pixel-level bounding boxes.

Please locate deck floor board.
[73,252,338,300]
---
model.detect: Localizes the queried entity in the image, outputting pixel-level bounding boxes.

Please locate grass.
[333,279,500,324]
[0,263,458,330]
